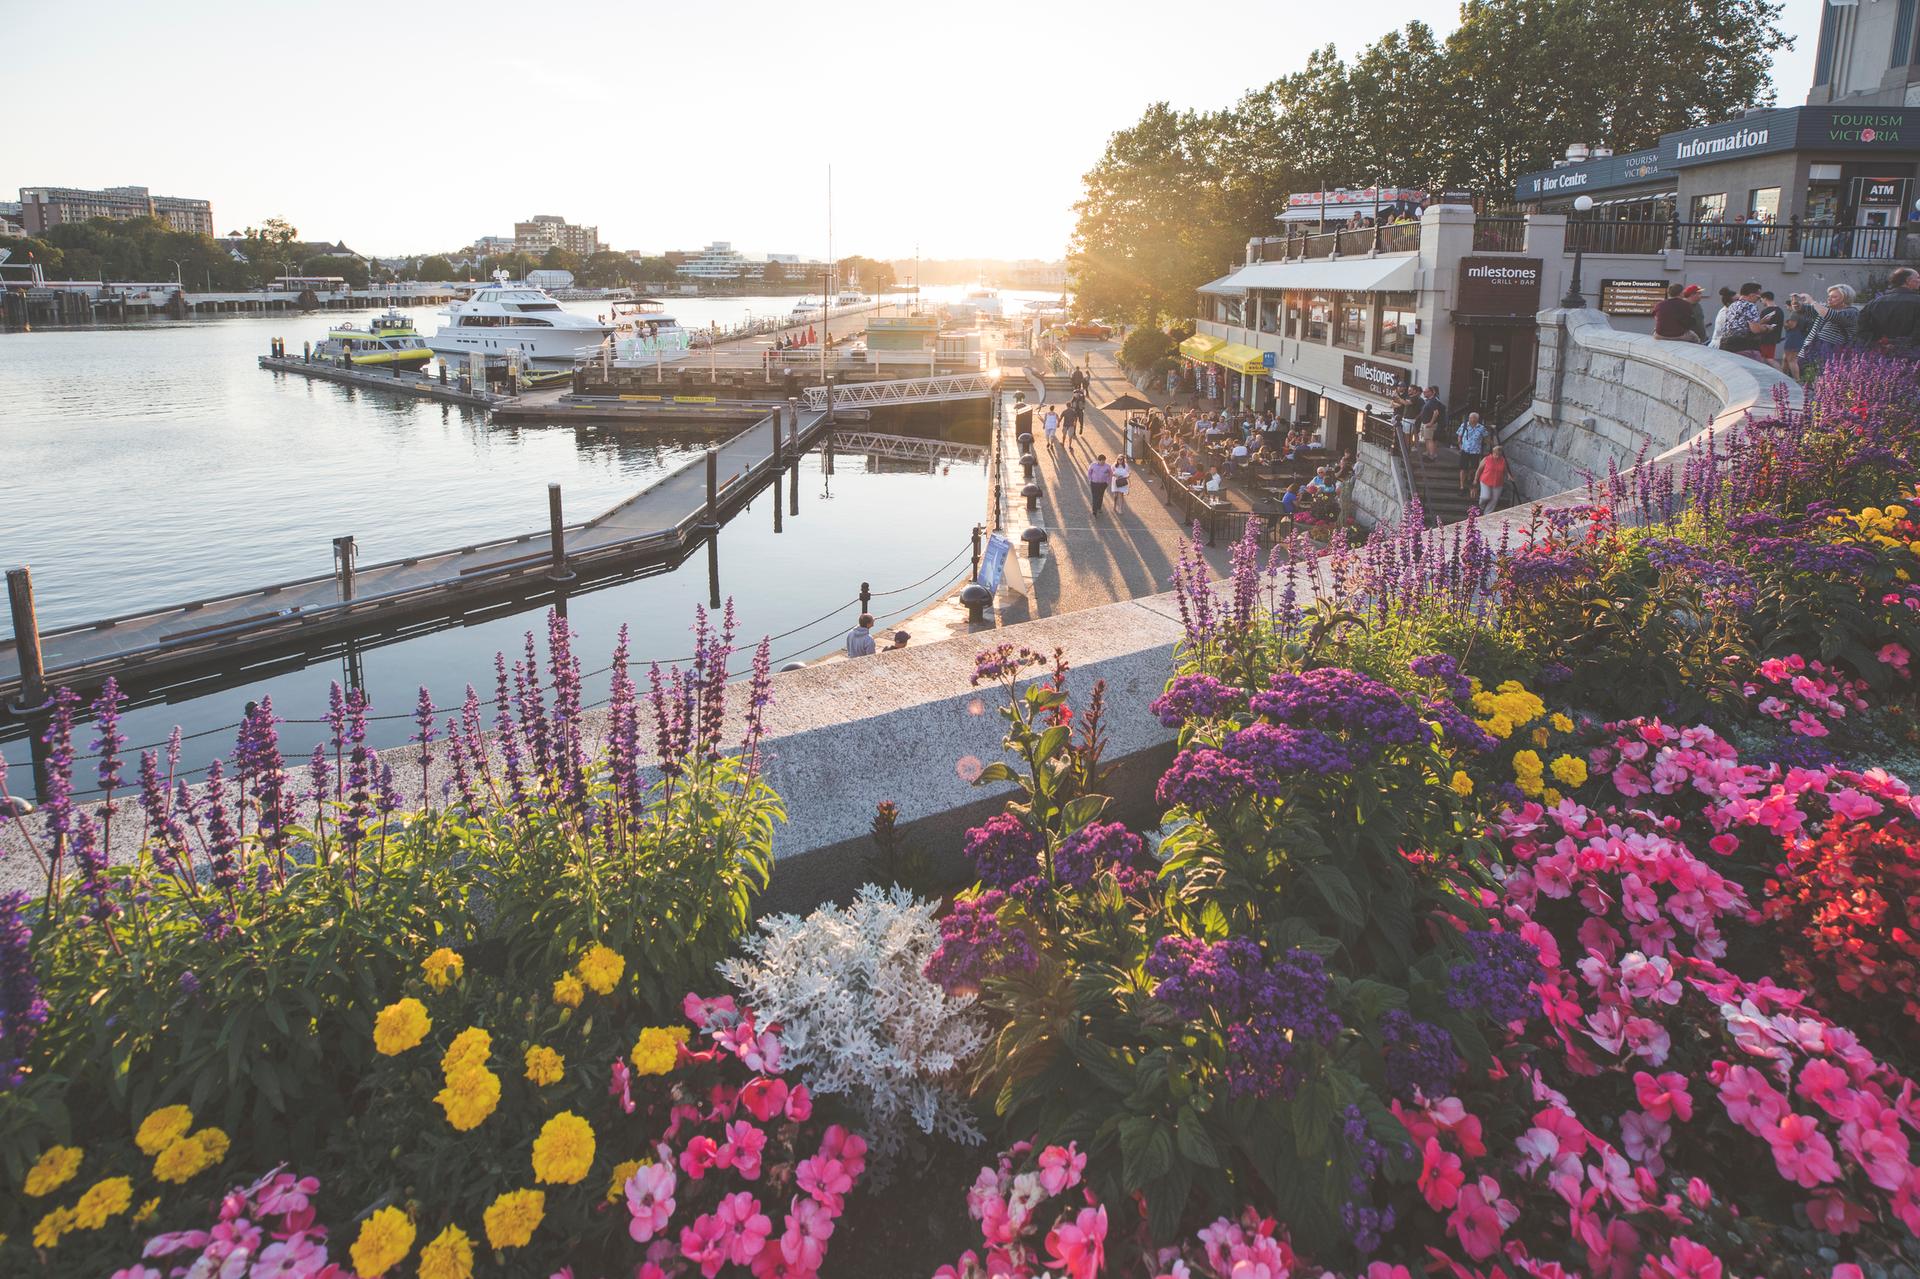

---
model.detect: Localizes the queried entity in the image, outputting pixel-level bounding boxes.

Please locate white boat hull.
[427,325,612,365]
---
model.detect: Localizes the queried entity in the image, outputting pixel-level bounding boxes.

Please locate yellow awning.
[1179,333,1225,361]
[1212,342,1269,376]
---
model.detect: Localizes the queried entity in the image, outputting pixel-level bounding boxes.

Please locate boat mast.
[822,164,831,383]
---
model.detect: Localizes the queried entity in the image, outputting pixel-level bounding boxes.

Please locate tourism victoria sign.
[1455,257,1544,317]
[1343,355,1412,400]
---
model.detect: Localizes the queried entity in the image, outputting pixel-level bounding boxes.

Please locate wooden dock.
[0,405,835,706]
[258,355,511,409]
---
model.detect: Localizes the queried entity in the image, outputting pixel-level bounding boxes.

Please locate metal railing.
[1566,218,1910,261]
[1472,218,1528,252]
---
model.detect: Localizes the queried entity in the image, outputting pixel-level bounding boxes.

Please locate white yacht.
[609,298,693,364]
[428,273,614,364]
[835,289,869,307]
[789,297,823,322]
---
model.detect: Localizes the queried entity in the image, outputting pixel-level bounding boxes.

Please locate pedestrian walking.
[1087,453,1113,517]
[1043,405,1060,450]
[1110,457,1131,512]
[1803,284,1860,372]
[845,613,877,658]
[1781,292,1818,376]
[1857,266,1920,349]
[1335,465,1357,528]
[1476,446,1508,511]
[1455,412,1489,497]
[1417,385,1446,461]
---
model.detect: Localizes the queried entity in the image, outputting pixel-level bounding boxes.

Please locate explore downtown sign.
[1516,107,1914,199]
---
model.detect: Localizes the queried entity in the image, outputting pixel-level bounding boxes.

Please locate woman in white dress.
[1111,458,1131,511]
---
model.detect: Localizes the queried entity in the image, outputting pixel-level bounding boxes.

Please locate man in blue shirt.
[1455,412,1490,497]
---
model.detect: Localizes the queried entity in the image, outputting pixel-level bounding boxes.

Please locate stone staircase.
[1403,448,1481,525]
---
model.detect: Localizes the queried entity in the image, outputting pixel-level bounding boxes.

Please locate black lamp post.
[1560,195,1594,308]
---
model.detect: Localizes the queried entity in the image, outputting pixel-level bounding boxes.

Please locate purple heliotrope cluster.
[1053,820,1152,889]
[964,814,1046,889]
[1145,936,1341,1099]
[1150,673,1244,729]
[0,890,47,1091]
[1445,929,1542,1026]
[1249,668,1428,757]
[1408,653,1472,702]
[923,891,1037,997]
[1378,1007,1456,1101]
[1642,538,1758,611]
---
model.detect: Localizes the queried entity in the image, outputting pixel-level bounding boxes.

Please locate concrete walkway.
[1017,341,1232,617]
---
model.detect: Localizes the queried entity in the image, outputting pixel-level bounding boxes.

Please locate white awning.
[1272,372,1398,416]
[1222,255,1418,294]
[1198,273,1246,296]
[1279,206,1371,223]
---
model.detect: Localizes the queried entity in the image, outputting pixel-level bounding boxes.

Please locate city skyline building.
[17,184,214,236]
[513,214,601,257]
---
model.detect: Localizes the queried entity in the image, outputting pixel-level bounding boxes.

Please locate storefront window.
[1305,294,1330,341]
[1333,292,1369,351]
[1215,296,1242,325]
[1375,291,1415,358]
[1690,192,1727,223]
[1749,187,1780,222]
[1284,291,1303,339]
[1258,292,1281,335]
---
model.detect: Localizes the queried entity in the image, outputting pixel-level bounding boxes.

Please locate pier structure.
[0,403,834,705]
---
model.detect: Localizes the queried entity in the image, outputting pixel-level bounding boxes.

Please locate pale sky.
[6,0,1819,261]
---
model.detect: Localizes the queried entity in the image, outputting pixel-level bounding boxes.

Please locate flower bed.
[4,350,1920,1277]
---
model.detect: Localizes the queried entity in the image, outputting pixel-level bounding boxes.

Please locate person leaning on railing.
[1801,284,1860,373]
[1653,284,1702,343]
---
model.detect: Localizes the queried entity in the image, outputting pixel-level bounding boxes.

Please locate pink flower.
[715,1192,772,1267]
[250,1234,330,1279]
[1826,787,1884,822]
[1620,1110,1671,1169]
[255,1174,321,1218]
[1767,1113,1842,1188]
[683,993,739,1028]
[627,1161,678,1243]
[795,1155,852,1213]
[752,1252,818,1279]
[785,1084,814,1123]
[1446,1178,1512,1260]
[1876,643,1909,671]
[679,1212,730,1279]
[1648,1237,1723,1279]
[1043,1205,1107,1279]
[610,1059,636,1115]
[1832,1267,1865,1279]
[142,1230,213,1258]
[1633,1071,1694,1123]
[680,1135,721,1180]
[1808,1192,1873,1235]
[1796,1059,1858,1122]
[721,1120,768,1180]
[1037,1143,1087,1196]
[820,1126,868,1180]
[1717,1064,1786,1133]
[719,1021,782,1073]
[112,1270,165,1279]
[779,1196,836,1272]
[739,1077,790,1123]
[1789,710,1829,738]
[1418,1138,1464,1210]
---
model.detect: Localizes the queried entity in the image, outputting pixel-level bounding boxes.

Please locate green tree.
[762,260,786,287]
[837,255,896,293]
[0,235,62,274]
[540,245,583,273]
[416,255,455,280]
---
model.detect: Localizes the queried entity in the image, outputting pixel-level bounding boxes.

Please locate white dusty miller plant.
[718,884,987,1174]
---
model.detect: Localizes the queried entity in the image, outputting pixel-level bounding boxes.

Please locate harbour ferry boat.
[428,272,614,365]
[609,298,693,364]
[314,309,433,370]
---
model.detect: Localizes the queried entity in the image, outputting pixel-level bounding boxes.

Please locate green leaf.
[1173,1108,1221,1168]
[1060,794,1109,832]
[1072,1039,1135,1096]
[1035,725,1071,763]
[975,761,1019,787]
[1120,1115,1174,1187]
[1306,863,1363,928]
[1346,978,1407,1021]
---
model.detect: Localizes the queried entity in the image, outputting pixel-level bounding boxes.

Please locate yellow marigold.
[24,1144,82,1196]
[373,997,431,1056]
[422,947,465,992]
[606,1158,643,1203]
[33,1206,76,1249]
[1478,713,1514,740]
[552,974,585,1008]
[1531,726,1550,748]
[441,1026,493,1078]
[349,1205,416,1278]
[435,1066,501,1132]
[132,1197,159,1225]
[1470,691,1496,715]
[417,1223,475,1279]
[1516,774,1545,799]
[523,1045,565,1087]
[1543,787,1564,806]
[73,1175,133,1229]
[630,1026,684,1077]
[531,1111,596,1185]
[1550,713,1574,734]
[482,1188,545,1249]
[1511,750,1544,778]
[1549,754,1588,788]
[135,1104,194,1155]
[576,944,625,996]
[1449,771,1474,797]
[154,1128,228,1184]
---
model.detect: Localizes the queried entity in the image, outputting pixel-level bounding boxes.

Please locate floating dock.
[1,405,835,705]
[258,355,511,409]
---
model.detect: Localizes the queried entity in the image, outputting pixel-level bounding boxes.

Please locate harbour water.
[0,289,1047,796]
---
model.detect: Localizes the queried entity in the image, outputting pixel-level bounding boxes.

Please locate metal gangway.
[802,372,998,412]
[828,431,991,467]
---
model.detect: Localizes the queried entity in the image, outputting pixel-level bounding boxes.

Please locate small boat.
[314,309,433,370]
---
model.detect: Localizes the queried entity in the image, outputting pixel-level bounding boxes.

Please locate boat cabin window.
[508,302,562,312]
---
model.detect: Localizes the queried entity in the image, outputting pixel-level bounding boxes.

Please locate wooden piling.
[547,484,574,581]
[334,536,356,602]
[5,567,48,711]
[705,450,719,526]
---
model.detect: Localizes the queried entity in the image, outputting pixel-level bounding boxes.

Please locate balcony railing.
[1471,218,1527,252]
[1566,217,1910,261]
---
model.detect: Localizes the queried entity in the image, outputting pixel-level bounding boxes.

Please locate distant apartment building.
[675,241,762,281]
[467,235,517,258]
[18,185,214,236]
[514,215,600,256]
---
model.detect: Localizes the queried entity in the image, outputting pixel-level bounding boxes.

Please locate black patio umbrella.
[1100,393,1155,412]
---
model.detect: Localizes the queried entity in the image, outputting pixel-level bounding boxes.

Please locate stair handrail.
[1389,414,1439,526]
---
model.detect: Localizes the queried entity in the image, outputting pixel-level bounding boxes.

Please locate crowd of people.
[1650,266,1920,378]
[1147,405,1358,528]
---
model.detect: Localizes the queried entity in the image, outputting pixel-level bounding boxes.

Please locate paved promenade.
[1013,341,1232,617]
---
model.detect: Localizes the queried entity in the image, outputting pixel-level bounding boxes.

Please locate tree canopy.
[1068,0,1789,324]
